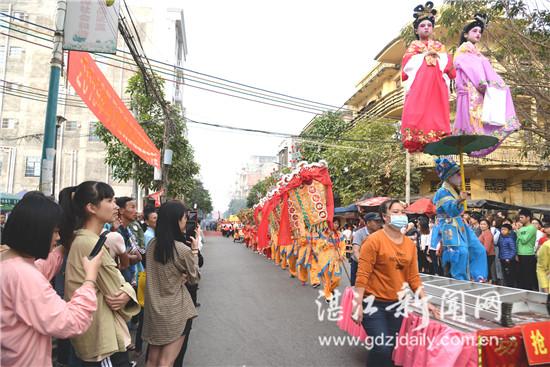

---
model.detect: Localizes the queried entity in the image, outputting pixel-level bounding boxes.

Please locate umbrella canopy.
[334,204,358,215]
[423,135,498,156]
[0,192,20,212]
[355,197,390,207]
[406,197,436,216]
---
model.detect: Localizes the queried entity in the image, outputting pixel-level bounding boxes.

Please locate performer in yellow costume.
[316,228,346,302]
[286,237,298,278]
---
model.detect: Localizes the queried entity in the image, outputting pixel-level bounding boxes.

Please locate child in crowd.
[496,223,517,287]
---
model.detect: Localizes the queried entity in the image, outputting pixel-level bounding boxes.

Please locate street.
[181,232,366,367]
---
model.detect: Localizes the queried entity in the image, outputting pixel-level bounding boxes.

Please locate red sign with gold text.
[521,321,550,366]
[67,51,160,168]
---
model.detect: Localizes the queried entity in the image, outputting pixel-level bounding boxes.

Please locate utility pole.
[405,151,411,205]
[39,0,66,196]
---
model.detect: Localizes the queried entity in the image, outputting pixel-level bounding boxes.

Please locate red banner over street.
[67,51,160,168]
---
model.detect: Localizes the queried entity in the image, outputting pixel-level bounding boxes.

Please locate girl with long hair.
[59,181,140,366]
[143,200,200,367]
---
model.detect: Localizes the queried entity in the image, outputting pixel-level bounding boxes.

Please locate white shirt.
[342,229,352,241]
[420,233,432,252]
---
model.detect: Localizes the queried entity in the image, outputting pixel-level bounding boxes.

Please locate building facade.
[232,155,278,200]
[0,0,187,205]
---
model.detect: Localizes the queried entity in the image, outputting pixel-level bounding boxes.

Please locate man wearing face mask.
[430,158,488,281]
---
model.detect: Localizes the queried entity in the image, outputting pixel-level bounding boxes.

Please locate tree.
[401,0,550,156]
[299,112,349,163]
[321,119,422,205]
[224,198,247,217]
[96,73,200,198]
[246,174,278,208]
[185,178,213,216]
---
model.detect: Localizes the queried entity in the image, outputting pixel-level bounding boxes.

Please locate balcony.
[353,87,404,124]
[346,63,399,107]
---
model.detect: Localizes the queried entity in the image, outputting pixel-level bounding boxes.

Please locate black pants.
[350,258,358,286]
[500,259,517,288]
[135,309,144,352]
[487,255,495,282]
[518,255,538,290]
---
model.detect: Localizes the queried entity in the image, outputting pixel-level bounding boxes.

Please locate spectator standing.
[1,192,102,367]
[349,213,382,286]
[496,223,517,287]
[537,223,550,293]
[532,218,544,250]
[470,213,482,237]
[479,219,496,283]
[491,218,503,284]
[143,201,200,367]
[116,197,143,285]
[342,223,353,259]
[418,217,432,274]
[59,181,140,366]
[538,222,550,252]
[143,206,158,248]
[516,209,538,291]
[353,199,438,367]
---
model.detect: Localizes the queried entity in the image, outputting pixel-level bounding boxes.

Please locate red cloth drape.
[257,194,280,250]
[277,192,292,246]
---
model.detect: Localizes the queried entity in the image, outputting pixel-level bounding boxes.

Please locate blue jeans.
[350,258,358,286]
[361,300,403,367]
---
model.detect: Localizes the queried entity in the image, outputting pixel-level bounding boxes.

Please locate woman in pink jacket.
[0,192,103,367]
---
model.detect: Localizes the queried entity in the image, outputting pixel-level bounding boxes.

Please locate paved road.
[182,233,367,367]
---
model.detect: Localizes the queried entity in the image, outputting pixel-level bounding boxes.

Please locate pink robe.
[453,42,520,157]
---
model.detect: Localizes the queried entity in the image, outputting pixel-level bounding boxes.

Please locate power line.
[0,12,348,113]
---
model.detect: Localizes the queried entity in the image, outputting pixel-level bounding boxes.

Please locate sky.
[175,0,444,213]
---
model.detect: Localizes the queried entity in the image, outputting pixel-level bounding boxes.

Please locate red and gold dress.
[401,39,456,153]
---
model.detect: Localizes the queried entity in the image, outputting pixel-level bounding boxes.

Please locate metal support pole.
[405,151,411,205]
[39,0,66,196]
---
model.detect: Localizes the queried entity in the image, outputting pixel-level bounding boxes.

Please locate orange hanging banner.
[67,51,160,168]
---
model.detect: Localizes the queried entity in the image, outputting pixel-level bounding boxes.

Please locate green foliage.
[299,112,349,163]
[96,73,200,198]
[225,198,247,217]
[246,174,279,208]
[319,119,422,205]
[185,178,213,215]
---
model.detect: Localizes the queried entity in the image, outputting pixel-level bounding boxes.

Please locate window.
[65,120,78,131]
[9,46,24,58]
[465,178,471,191]
[25,156,41,177]
[88,122,100,141]
[522,180,543,192]
[1,118,16,129]
[430,181,440,192]
[484,179,507,193]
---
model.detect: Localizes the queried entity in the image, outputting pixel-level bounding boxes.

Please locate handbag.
[136,261,146,307]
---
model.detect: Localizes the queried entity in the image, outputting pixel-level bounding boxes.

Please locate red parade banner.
[67,51,160,168]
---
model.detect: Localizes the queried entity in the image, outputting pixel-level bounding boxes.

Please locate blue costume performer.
[430,158,488,281]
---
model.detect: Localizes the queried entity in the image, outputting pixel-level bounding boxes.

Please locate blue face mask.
[390,215,409,230]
